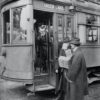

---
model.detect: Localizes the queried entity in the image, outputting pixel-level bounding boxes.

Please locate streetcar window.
[3,10,10,44]
[78,14,98,44]
[86,15,98,42]
[58,15,63,42]
[66,16,72,39]
[87,27,98,42]
[12,7,28,44]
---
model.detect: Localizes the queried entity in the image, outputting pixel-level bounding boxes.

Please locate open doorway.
[34,10,54,76]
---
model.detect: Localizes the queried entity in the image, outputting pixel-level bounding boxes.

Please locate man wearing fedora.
[64,37,88,100]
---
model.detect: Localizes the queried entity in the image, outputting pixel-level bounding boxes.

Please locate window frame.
[11,6,27,44]
[86,14,99,44]
[86,26,98,42]
[2,6,29,45]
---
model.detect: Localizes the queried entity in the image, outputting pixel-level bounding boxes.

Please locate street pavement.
[0,79,56,100]
[0,79,100,100]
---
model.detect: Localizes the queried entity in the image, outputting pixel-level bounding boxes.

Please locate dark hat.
[70,37,80,45]
[63,37,70,43]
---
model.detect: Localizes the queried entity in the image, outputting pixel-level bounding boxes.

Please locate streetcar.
[0,0,100,92]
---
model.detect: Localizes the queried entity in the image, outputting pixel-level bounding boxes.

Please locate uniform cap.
[70,37,80,45]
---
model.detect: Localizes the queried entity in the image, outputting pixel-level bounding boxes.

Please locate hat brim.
[70,41,80,45]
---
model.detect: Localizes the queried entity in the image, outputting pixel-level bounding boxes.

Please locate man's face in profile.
[70,43,75,51]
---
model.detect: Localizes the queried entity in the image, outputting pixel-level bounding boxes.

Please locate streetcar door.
[54,14,65,89]
[33,10,55,90]
[55,14,65,57]
[54,13,73,90]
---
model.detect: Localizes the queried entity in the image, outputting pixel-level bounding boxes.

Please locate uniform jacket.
[66,47,88,100]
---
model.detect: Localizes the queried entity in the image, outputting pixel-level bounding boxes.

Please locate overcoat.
[66,47,88,100]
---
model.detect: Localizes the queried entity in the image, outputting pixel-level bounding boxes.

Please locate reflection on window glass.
[12,7,27,43]
[66,16,72,39]
[3,10,10,44]
[58,16,63,42]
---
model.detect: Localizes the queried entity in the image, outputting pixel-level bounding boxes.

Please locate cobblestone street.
[0,79,100,100]
[0,79,55,100]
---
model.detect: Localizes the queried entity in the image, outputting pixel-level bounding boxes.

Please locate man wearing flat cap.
[64,37,88,100]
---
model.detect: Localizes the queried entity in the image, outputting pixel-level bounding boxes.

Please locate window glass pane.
[12,7,27,43]
[66,16,72,39]
[87,27,98,42]
[3,10,10,44]
[58,15,63,42]
[86,14,98,42]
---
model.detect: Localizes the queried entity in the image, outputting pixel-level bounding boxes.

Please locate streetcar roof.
[0,0,18,9]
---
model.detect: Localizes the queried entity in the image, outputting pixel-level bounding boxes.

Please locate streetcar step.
[27,84,55,92]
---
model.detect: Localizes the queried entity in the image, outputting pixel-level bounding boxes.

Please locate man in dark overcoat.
[65,38,88,100]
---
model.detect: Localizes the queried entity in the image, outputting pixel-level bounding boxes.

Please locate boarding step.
[35,84,55,91]
[27,84,55,92]
[34,73,49,86]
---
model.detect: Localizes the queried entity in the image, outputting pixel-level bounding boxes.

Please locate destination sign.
[44,3,65,11]
[46,0,71,3]
[55,0,71,2]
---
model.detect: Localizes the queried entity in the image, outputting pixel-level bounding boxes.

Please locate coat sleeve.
[67,53,82,82]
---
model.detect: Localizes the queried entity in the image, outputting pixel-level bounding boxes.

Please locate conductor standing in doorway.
[65,37,88,100]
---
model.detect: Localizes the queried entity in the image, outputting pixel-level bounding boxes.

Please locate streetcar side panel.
[2,46,33,80]
[81,46,100,68]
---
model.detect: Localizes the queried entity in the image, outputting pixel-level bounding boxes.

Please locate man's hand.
[55,69,58,73]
